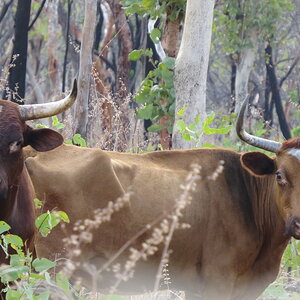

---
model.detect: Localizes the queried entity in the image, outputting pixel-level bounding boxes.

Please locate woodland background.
[1,0,300,299]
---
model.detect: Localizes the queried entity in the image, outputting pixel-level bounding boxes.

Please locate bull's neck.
[248,172,287,244]
[2,166,24,221]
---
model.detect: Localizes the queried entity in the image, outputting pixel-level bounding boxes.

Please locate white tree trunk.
[234,31,258,115]
[172,0,215,149]
[74,0,97,139]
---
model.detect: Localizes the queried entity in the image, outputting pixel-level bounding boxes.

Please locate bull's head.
[236,97,300,239]
[0,80,77,219]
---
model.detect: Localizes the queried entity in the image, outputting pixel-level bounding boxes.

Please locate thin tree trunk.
[229,54,237,113]
[265,43,291,139]
[62,0,73,93]
[160,6,182,149]
[47,0,59,96]
[0,0,13,24]
[234,31,257,115]
[5,0,32,102]
[74,0,97,140]
[108,0,132,92]
[172,0,215,149]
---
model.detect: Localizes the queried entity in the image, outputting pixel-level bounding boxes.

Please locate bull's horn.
[19,79,77,121]
[236,96,282,153]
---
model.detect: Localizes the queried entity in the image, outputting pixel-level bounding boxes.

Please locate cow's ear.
[24,126,63,152]
[241,152,276,176]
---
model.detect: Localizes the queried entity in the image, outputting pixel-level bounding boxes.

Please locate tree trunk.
[265,43,291,139]
[5,0,31,102]
[160,6,182,149]
[172,0,215,149]
[234,31,257,115]
[47,0,59,96]
[74,0,97,140]
[108,0,132,92]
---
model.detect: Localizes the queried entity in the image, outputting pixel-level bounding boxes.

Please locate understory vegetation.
[1,0,300,299]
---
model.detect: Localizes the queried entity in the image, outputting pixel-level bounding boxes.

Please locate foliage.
[214,0,294,56]
[262,240,300,299]
[134,56,176,133]
[65,133,87,147]
[0,215,70,299]
[122,0,184,134]
[176,106,234,147]
[121,0,185,20]
[35,211,70,237]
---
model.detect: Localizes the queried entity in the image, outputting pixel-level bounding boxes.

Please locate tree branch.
[0,0,13,24]
[28,0,46,31]
[279,55,300,88]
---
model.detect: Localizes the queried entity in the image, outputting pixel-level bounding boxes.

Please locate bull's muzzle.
[285,216,300,239]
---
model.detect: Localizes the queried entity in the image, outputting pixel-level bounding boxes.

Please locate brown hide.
[25,143,300,300]
[0,97,74,295]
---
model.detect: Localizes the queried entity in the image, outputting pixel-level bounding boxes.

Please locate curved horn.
[19,79,77,121]
[236,96,282,153]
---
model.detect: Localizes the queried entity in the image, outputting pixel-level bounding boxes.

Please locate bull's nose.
[294,221,300,236]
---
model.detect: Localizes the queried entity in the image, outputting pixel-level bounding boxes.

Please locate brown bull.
[25,98,300,300]
[0,80,77,281]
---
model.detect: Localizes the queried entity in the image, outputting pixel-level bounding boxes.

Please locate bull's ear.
[24,126,63,152]
[241,152,276,176]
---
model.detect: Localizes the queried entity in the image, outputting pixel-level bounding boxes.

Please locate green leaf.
[135,86,151,104]
[182,133,192,141]
[176,120,186,133]
[52,116,65,129]
[56,272,70,293]
[128,50,143,61]
[35,211,70,237]
[72,134,87,147]
[32,258,55,272]
[0,221,11,234]
[6,289,22,300]
[37,292,50,300]
[202,143,216,148]
[10,254,26,267]
[3,234,23,248]
[34,198,43,209]
[147,124,164,132]
[0,265,30,283]
[177,105,186,117]
[137,105,153,120]
[150,28,161,44]
[162,57,175,69]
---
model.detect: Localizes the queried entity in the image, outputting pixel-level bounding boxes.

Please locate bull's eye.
[9,140,23,154]
[275,170,288,186]
[275,171,282,181]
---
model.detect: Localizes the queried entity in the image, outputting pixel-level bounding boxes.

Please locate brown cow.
[25,97,299,300]
[0,80,77,278]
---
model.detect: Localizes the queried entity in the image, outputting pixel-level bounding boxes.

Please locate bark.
[74,0,97,139]
[234,31,257,115]
[57,0,79,86]
[161,7,181,58]
[229,54,237,113]
[0,0,13,24]
[62,0,73,93]
[47,0,59,96]
[160,6,182,149]
[108,0,132,92]
[265,43,291,139]
[93,0,104,52]
[5,0,32,102]
[172,0,215,149]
